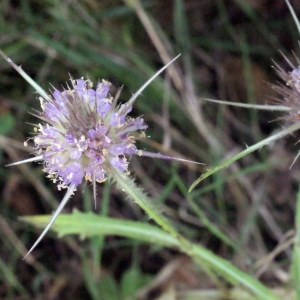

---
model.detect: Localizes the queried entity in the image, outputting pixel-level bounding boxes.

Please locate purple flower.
[273,56,300,122]
[0,53,201,258]
[34,78,147,189]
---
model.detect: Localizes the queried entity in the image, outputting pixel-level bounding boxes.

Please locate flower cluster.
[1,53,198,257]
[273,56,300,122]
[34,78,147,190]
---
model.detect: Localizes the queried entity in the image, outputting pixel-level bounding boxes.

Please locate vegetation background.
[1,0,300,299]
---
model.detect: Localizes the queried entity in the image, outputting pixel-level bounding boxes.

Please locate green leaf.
[20,210,181,248]
[21,211,280,299]
[189,122,300,192]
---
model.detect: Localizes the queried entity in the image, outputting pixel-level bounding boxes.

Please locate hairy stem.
[109,165,280,299]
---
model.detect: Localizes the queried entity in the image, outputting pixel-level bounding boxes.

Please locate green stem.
[108,165,192,251]
[109,165,280,300]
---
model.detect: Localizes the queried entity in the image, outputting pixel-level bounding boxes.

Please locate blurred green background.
[1,0,300,299]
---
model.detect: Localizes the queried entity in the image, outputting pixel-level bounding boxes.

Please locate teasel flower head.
[272,54,300,123]
[35,77,147,191]
[0,52,201,258]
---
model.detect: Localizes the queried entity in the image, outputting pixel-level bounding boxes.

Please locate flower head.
[35,77,147,190]
[273,55,300,123]
[0,52,201,258]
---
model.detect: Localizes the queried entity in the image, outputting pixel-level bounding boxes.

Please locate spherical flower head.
[0,54,188,258]
[273,56,300,123]
[34,78,147,190]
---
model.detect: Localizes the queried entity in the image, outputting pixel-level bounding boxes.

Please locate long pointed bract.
[23,184,77,259]
[5,155,43,167]
[285,0,300,35]
[201,98,291,111]
[0,50,50,100]
[140,151,203,165]
[125,54,181,108]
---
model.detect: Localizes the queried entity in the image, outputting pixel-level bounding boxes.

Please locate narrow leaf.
[21,211,280,299]
[189,122,300,192]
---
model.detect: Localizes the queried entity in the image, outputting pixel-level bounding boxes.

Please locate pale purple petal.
[110,156,128,171]
[33,76,150,189]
